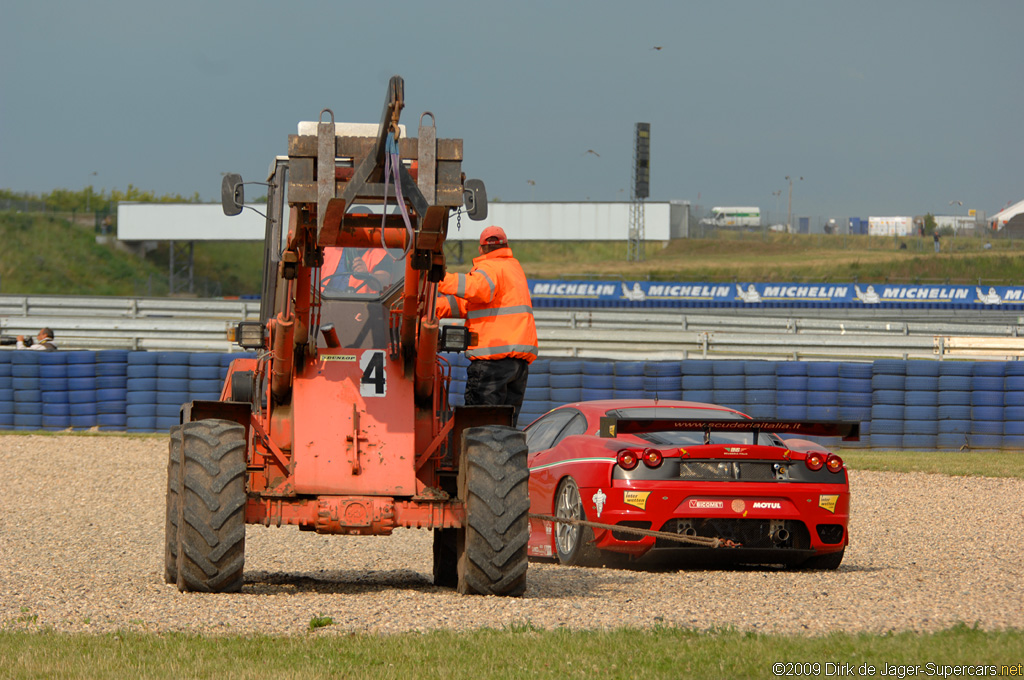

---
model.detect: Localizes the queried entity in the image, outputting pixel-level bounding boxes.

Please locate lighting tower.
[627,123,650,262]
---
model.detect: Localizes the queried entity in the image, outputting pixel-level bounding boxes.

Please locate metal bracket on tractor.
[166,76,527,598]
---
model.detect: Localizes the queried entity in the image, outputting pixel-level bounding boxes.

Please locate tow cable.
[528,513,741,549]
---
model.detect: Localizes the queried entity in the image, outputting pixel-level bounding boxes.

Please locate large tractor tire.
[176,419,247,593]
[163,425,183,584]
[457,426,530,596]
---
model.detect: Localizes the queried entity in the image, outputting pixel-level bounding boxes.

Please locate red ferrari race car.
[525,400,857,570]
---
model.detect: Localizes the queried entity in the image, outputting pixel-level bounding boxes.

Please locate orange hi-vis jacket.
[436,247,538,363]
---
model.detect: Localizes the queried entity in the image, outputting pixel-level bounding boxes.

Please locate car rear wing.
[598,417,860,442]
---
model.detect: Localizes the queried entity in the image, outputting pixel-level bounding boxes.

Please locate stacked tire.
[870,359,905,449]
[1003,362,1024,448]
[126,351,159,432]
[548,360,583,405]
[970,362,1004,449]
[581,360,614,402]
[680,360,713,404]
[902,361,940,449]
[96,350,129,431]
[743,361,777,419]
[775,362,808,420]
[66,351,98,430]
[0,352,13,430]
[643,361,682,401]
[12,351,43,430]
[39,351,70,430]
[837,362,873,448]
[712,361,745,411]
[936,361,973,450]
[613,361,645,400]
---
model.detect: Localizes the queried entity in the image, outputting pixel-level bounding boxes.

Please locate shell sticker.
[819,494,839,513]
[623,491,650,510]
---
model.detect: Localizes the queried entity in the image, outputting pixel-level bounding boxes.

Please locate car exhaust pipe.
[676,524,696,537]
[770,528,790,545]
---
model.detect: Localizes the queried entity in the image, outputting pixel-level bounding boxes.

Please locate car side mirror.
[463,179,487,221]
[221,173,244,216]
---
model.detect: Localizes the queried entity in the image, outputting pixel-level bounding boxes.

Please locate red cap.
[479,226,508,246]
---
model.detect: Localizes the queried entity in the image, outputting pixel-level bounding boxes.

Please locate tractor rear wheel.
[457,425,530,596]
[163,425,183,584]
[176,419,247,593]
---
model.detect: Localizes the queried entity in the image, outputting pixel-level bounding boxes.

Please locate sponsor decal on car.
[687,499,724,510]
[592,489,607,517]
[752,501,782,510]
[731,499,746,513]
[623,491,650,510]
[724,447,747,455]
[819,494,839,513]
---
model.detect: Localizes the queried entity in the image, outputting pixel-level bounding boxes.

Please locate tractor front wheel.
[163,425,183,584]
[457,426,530,596]
[176,419,247,593]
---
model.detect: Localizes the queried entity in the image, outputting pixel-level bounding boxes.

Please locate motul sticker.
[688,499,723,510]
[819,494,839,513]
[751,501,782,510]
[623,491,650,510]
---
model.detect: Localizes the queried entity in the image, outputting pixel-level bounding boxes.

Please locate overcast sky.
[2,1,1021,222]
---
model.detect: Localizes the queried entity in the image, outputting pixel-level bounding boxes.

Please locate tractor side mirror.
[221,173,244,217]
[463,179,487,221]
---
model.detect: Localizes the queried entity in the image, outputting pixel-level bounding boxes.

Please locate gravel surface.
[1,434,1022,637]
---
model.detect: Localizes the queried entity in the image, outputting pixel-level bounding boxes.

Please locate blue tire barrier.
[549,388,581,403]
[648,390,683,401]
[682,390,714,403]
[937,404,972,420]
[582,374,614,390]
[12,377,41,391]
[64,351,96,364]
[98,401,127,414]
[0,375,13,390]
[645,376,683,391]
[1004,406,1024,421]
[582,360,614,375]
[905,376,939,392]
[157,351,192,365]
[13,389,42,403]
[1004,421,1024,436]
[156,391,191,405]
[839,406,872,421]
[160,378,191,392]
[549,360,583,375]
[871,404,904,420]
[644,361,682,377]
[155,416,180,430]
[808,391,839,407]
[807,405,839,420]
[714,375,745,390]
[614,361,645,376]
[12,365,40,378]
[838,377,871,393]
[777,376,807,391]
[971,405,1004,421]
[972,362,1005,377]
[66,415,94,429]
[936,433,968,449]
[189,353,223,366]
[67,389,98,404]
[838,391,872,407]
[127,364,158,378]
[902,434,938,449]
[67,377,96,391]
[530,359,549,374]
[870,434,902,448]
[970,391,1003,407]
[190,379,223,393]
[906,361,940,377]
[95,388,127,402]
[527,372,549,388]
[157,403,182,418]
[872,374,906,390]
[745,375,777,390]
[14,414,43,429]
[806,362,840,377]
[67,365,96,379]
[96,376,128,389]
[937,391,971,406]
[42,415,71,429]
[904,420,939,435]
[775,405,807,419]
[938,376,972,391]
[126,390,159,405]
[38,365,67,378]
[972,376,1004,391]
[680,360,714,375]
[872,389,906,405]
[126,415,158,430]
[744,361,777,375]
[713,390,745,407]
[712,362,744,376]
[157,365,190,379]
[839,363,873,379]
[41,390,69,404]
[745,389,776,405]
[1005,375,1024,391]
[189,366,222,380]
[776,390,807,406]
[938,419,972,435]
[42,403,71,416]
[871,418,903,435]
[14,402,43,415]
[681,375,714,390]
[873,359,906,375]
[968,434,1002,449]
[127,351,158,365]
[10,352,39,366]
[0,389,12,402]
[744,404,775,418]
[614,376,645,391]
[938,362,973,376]
[97,414,127,429]
[904,406,938,421]
[69,401,98,416]
[548,374,582,389]
[524,387,550,401]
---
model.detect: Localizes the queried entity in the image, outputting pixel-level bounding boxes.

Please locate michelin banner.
[528,280,1024,307]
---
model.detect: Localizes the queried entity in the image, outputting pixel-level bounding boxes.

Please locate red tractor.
[164,76,529,596]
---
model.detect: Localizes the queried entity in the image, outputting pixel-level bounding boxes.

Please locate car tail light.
[805,452,825,471]
[641,448,663,468]
[825,454,844,473]
[616,449,639,470]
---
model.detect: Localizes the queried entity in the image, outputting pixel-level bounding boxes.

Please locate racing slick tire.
[176,419,247,593]
[163,425,183,584]
[797,548,845,571]
[553,476,604,567]
[457,426,530,596]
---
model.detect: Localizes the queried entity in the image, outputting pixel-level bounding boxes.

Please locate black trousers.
[465,357,530,427]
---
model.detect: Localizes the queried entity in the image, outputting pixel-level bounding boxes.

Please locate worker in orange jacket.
[437,226,537,426]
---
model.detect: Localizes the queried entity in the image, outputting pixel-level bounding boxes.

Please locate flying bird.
[585,149,600,157]
[652,46,663,51]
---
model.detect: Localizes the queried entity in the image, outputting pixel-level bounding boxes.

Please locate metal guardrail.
[3,295,1024,360]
